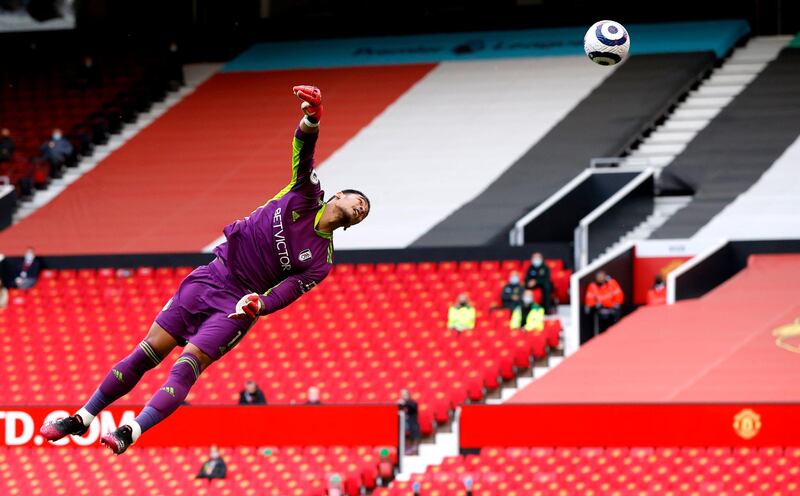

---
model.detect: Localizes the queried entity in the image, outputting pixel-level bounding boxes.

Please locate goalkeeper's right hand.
[293,85,323,126]
[227,293,263,320]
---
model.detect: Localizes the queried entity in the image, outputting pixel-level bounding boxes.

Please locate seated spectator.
[398,389,420,455]
[510,290,544,333]
[447,293,476,333]
[196,445,226,480]
[15,247,41,290]
[584,270,624,335]
[166,41,185,90]
[238,380,266,405]
[376,447,395,485]
[500,271,524,310]
[40,128,74,177]
[77,55,102,88]
[306,386,321,405]
[525,252,553,312]
[0,128,14,163]
[646,274,667,306]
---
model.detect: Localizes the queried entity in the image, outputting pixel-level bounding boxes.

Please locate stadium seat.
[0,445,385,496]
[0,259,563,434]
[393,446,799,494]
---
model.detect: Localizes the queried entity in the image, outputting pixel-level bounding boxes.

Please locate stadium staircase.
[399,305,569,481]
[11,64,221,226]
[597,36,789,258]
[690,134,800,243]
[379,446,800,495]
[624,36,789,171]
[654,41,800,239]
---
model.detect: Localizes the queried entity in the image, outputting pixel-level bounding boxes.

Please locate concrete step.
[635,143,686,156]
[670,108,724,120]
[715,62,767,76]
[622,155,674,168]
[694,85,744,98]
[705,73,756,86]
[662,119,710,132]
[681,95,733,109]
[644,130,697,145]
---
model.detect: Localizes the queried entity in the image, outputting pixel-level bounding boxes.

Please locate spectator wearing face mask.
[15,247,41,290]
[39,128,74,177]
[500,271,524,311]
[646,274,667,306]
[525,252,553,312]
[196,445,226,480]
[447,293,476,333]
[510,290,544,332]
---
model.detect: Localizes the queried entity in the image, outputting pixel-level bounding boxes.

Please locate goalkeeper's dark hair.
[328,189,371,213]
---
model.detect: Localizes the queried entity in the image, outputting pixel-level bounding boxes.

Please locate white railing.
[590,156,652,170]
[573,168,655,270]
[666,237,728,304]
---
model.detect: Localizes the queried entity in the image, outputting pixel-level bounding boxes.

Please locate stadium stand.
[0,21,751,255]
[0,53,171,197]
[0,259,565,433]
[377,446,800,495]
[311,56,613,250]
[413,52,716,247]
[690,135,800,243]
[510,254,800,403]
[655,46,800,239]
[0,65,433,255]
[0,445,391,496]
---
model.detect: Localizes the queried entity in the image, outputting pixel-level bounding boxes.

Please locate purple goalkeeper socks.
[135,353,201,433]
[85,341,162,416]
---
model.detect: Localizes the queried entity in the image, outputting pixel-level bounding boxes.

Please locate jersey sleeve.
[258,262,331,315]
[272,127,320,199]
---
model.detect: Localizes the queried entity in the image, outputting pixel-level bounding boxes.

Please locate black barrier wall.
[0,243,574,274]
[584,172,655,263]
[523,171,638,243]
[0,187,16,231]
[577,245,636,344]
[674,239,800,301]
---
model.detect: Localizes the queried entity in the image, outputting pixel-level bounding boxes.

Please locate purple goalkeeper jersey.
[212,127,333,315]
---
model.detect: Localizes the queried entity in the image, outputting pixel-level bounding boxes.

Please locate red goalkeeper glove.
[293,85,323,126]
[227,293,263,320]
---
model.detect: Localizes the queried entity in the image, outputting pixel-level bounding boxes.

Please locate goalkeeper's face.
[331,190,370,229]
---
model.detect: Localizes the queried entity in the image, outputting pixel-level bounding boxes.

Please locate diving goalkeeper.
[40,85,370,454]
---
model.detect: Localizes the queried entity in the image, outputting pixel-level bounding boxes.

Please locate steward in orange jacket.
[585,271,624,308]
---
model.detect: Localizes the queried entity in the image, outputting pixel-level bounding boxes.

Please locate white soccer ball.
[584,20,630,66]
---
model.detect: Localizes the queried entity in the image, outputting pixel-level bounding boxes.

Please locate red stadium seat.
[0,259,564,439]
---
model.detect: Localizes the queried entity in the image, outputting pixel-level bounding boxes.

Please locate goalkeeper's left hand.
[227,293,263,320]
[293,85,323,125]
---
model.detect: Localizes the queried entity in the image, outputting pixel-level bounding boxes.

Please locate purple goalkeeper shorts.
[155,259,258,360]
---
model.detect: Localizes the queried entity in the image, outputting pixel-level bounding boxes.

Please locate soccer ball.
[584,20,630,66]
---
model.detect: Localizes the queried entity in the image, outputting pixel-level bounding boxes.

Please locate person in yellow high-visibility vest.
[447,293,476,333]
[510,290,544,332]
